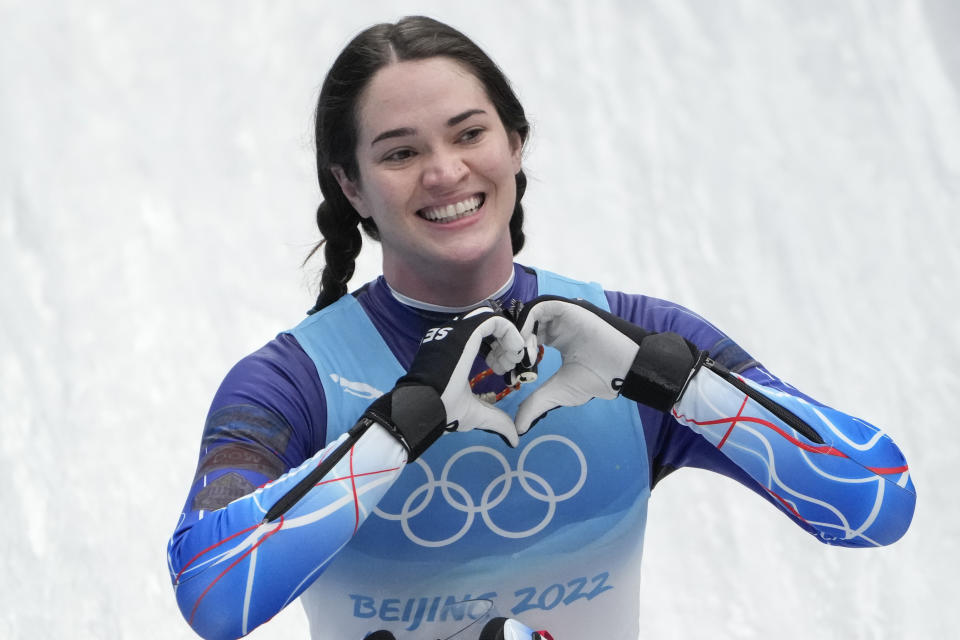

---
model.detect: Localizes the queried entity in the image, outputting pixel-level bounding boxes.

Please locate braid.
[510,169,528,255]
[307,201,364,313]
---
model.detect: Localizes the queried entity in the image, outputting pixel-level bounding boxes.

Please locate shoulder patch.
[195,442,286,481]
[202,404,293,456]
[191,472,255,511]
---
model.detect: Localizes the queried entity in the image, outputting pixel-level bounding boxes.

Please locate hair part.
[306,16,530,313]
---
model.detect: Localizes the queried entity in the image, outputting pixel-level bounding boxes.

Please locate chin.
[432,235,511,269]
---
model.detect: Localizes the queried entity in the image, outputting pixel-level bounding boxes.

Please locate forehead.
[355,57,492,141]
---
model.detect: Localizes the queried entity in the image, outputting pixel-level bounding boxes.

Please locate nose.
[421,149,468,190]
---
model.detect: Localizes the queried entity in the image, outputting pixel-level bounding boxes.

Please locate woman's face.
[334,57,523,297]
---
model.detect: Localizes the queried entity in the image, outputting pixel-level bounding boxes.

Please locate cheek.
[362,176,409,220]
[477,146,521,185]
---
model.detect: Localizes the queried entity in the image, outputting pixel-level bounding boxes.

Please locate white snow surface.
[2,1,957,638]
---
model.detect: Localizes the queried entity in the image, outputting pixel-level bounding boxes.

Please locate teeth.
[419,195,483,222]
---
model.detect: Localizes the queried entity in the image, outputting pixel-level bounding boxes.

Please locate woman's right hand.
[364,306,526,459]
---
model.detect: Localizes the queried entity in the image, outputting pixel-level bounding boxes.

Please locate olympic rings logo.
[373,435,587,547]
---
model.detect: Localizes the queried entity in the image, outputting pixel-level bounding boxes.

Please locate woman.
[167,16,915,640]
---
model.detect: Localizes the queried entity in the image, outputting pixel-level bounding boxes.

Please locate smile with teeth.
[417,194,485,223]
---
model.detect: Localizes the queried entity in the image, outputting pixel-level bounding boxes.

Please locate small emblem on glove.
[421,326,452,343]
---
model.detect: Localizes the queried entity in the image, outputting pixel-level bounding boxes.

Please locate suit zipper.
[702,358,825,445]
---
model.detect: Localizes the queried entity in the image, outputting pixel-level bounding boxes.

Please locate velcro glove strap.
[621,332,705,411]
[363,383,447,462]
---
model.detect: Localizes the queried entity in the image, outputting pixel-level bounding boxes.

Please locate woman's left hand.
[511,296,703,435]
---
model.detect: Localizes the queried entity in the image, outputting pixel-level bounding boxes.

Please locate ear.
[507,130,524,174]
[330,165,369,218]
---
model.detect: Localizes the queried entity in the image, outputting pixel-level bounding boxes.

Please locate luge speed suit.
[167,265,915,639]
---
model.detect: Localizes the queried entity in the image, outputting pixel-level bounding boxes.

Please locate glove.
[364,306,526,459]
[512,296,705,434]
[480,616,553,640]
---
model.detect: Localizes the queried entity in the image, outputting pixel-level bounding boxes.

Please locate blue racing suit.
[166,264,915,639]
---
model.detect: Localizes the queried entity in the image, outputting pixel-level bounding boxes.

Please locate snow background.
[2,0,957,638]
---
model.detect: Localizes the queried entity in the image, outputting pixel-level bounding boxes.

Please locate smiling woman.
[332,57,523,306]
[165,15,915,640]
[305,17,532,314]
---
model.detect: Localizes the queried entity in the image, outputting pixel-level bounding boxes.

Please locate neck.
[388,268,515,313]
[382,246,516,308]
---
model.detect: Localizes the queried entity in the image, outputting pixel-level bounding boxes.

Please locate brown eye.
[458,127,485,143]
[383,148,415,163]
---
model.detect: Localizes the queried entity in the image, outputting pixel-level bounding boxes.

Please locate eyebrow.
[369,109,488,146]
[370,127,415,146]
[447,108,486,126]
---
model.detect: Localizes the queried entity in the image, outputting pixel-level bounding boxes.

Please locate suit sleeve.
[166,335,408,639]
[606,290,916,547]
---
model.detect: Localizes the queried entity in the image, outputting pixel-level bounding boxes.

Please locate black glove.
[512,296,705,434]
[365,306,525,460]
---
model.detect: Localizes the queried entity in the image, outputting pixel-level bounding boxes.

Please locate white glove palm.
[512,296,703,435]
[513,298,639,434]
